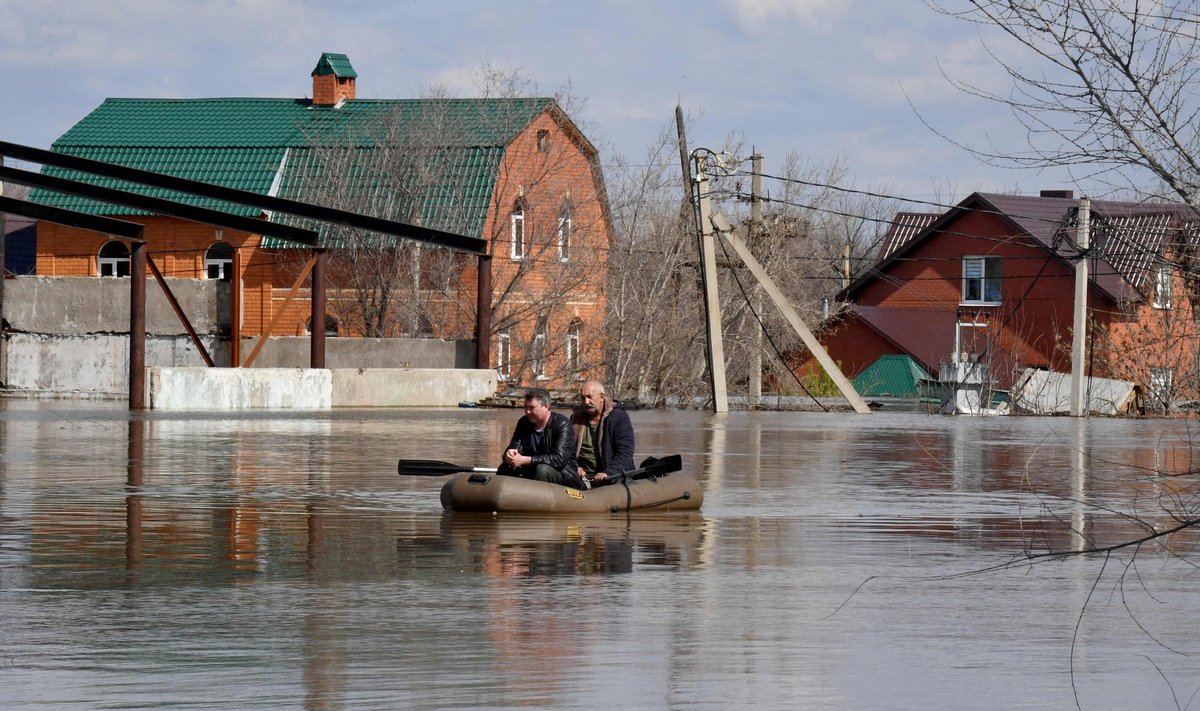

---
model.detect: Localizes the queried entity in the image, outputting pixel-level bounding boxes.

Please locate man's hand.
[504,448,527,467]
[593,472,608,482]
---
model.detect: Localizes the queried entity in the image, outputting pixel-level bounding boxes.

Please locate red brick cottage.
[795,191,1200,408]
[30,53,612,387]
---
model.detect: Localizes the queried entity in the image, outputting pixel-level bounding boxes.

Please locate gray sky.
[2,0,1083,205]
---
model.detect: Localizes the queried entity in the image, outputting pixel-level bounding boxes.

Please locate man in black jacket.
[499,388,582,489]
[571,380,635,488]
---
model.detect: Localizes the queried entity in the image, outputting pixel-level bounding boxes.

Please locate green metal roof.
[30,95,555,242]
[312,52,357,78]
[852,354,933,397]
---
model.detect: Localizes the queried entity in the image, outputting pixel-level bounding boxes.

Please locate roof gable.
[846,192,1199,304]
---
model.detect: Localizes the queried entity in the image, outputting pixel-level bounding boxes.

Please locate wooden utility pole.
[1069,197,1091,417]
[695,153,728,413]
[675,105,695,233]
[748,152,764,408]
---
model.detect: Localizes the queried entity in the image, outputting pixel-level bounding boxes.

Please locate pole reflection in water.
[126,415,145,579]
[1070,417,1088,553]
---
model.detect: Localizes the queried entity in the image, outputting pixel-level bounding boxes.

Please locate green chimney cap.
[312,53,357,78]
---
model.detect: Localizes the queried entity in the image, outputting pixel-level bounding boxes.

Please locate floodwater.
[1,402,1198,710]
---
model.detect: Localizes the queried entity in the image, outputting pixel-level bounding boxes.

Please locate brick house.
[795,191,1200,408]
[30,53,611,387]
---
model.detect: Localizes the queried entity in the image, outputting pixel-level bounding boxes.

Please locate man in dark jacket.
[571,380,635,488]
[499,388,582,489]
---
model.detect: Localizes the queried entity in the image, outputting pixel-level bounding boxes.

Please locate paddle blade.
[628,454,683,480]
[398,459,472,476]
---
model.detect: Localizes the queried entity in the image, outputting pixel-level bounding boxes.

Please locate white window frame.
[566,321,581,378]
[1153,265,1173,309]
[510,207,526,261]
[1149,366,1174,409]
[205,241,234,281]
[532,328,548,380]
[557,211,572,262]
[496,332,511,380]
[962,256,1001,305]
[98,240,130,278]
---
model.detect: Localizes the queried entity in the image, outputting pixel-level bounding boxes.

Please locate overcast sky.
[2,0,1085,205]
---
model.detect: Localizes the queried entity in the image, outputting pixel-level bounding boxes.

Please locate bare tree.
[926,0,1200,207]
[602,120,901,406]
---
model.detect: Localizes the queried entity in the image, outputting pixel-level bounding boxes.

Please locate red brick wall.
[312,75,355,106]
[461,109,611,387]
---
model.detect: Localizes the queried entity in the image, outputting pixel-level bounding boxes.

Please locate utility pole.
[713,217,871,414]
[1069,197,1091,417]
[748,152,763,408]
[675,105,695,234]
[695,153,728,413]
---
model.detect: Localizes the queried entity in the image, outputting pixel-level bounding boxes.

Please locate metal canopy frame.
[1,140,495,408]
[0,141,487,254]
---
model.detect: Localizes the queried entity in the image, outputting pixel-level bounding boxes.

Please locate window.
[497,332,511,380]
[98,240,130,277]
[1149,366,1174,410]
[510,205,526,261]
[306,315,339,337]
[566,320,581,377]
[962,256,1001,305]
[557,208,572,261]
[205,241,234,281]
[536,129,549,152]
[532,327,547,379]
[1154,266,1172,309]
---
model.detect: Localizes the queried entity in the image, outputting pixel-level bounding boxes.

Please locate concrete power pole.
[1069,197,1091,417]
[748,152,763,408]
[695,153,729,413]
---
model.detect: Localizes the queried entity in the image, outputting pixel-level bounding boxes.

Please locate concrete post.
[1069,198,1091,417]
[695,153,728,413]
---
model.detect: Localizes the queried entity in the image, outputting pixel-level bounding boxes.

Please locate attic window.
[962,256,1001,305]
[1154,266,1172,309]
[537,130,549,152]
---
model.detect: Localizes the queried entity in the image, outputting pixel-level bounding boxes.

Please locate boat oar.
[606,454,683,485]
[397,459,498,477]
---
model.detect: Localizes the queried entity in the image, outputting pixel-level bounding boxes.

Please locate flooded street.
[2,401,1198,710]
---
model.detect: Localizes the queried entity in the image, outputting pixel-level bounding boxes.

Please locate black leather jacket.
[502,411,581,487]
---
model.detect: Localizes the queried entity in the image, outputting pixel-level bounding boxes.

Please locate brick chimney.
[311,52,357,106]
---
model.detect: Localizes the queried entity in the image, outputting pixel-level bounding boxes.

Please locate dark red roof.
[845,192,1198,304]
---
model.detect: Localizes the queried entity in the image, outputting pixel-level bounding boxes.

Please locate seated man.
[498,387,582,489]
[571,380,635,488]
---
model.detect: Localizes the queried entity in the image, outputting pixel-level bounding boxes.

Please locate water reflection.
[4,404,1200,709]
[437,512,707,577]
